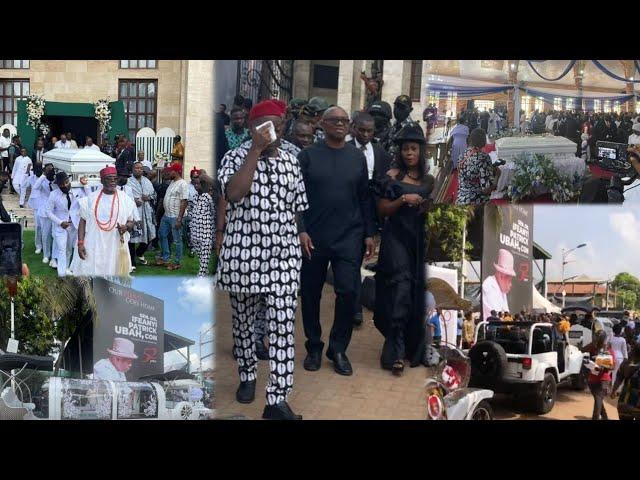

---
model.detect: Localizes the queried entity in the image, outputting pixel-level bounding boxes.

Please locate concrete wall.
[309,60,339,105]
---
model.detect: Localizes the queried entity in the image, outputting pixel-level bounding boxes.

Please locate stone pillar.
[626,83,636,113]
[381,60,406,107]
[573,60,585,111]
[182,60,213,174]
[621,60,636,113]
[507,60,519,127]
[292,60,311,99]
[337,60,364,113]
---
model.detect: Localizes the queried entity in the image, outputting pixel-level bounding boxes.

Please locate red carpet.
[588,164,614,179]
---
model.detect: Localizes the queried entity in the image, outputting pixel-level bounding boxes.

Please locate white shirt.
[55,140,72,149]
[11,155,32,186]
[33,148,46,163]
[163,178,189,217]
[84,144,100,151]
[33,175,57,217]
[0,136,10,158]
[610,336,628,361]
[71,189,138,276]
[93,358,127,382]
[46,188,78,226]
[354,139,375,180]
[482,275,510,321]
[628,133,640,145]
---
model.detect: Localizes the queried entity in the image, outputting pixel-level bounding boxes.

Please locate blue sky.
[130,276,214,372]
[533,205,640,282]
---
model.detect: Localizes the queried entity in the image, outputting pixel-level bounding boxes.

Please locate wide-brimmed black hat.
[393,123,426,145]
[55,171,69,186]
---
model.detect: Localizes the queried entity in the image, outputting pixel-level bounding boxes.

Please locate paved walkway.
[214,284,428,420]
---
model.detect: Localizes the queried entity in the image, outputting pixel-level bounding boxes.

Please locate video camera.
[595,141,635,177]
[579,141,640,203]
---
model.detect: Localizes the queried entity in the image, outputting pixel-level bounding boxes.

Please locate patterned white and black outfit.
[190,192,214,276]
[217,141,308,406]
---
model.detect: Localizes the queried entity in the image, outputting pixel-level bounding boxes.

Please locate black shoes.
[303,350,322,371]
[235,380,256,404]
[262,401,302,420]
[255,339,269,361]
[353,311,363,326]
[328,352,353,376]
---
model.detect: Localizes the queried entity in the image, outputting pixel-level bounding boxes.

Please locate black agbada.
[297,140,376,254]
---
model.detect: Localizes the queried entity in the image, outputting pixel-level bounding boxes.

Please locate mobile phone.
[255,120,277,143]
[0,222,22,277]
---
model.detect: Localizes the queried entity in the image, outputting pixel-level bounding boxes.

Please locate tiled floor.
[214,284,428,420]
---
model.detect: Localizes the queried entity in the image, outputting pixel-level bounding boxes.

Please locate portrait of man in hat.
[93,337,138,382]
[482,248,516,321]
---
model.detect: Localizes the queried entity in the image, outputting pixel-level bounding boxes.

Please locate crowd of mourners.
[214,93,435,419]
[0,129,216,277]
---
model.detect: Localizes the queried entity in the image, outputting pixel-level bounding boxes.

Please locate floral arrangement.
[39,123,50,136]
[94,98,112,135]
[26,94,45,129]
[154,151,170,168]
[505,152,583,203]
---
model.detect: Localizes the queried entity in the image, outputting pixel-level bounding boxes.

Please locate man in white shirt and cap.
[482,248,516,321]
[83,136,101,151]
[93,337,138,382]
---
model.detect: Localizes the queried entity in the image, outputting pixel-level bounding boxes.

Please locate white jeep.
[468,321,588,414]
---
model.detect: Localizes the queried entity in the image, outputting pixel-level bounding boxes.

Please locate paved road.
[492,384,619,420]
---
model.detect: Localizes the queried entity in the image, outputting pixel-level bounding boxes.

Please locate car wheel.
[470,400,493,420]
[469,341,508,387]
[532,373,556,414]
[570,372,586,391]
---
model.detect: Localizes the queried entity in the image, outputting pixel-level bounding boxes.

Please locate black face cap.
[394,95,412,108]
[368,100,392,119]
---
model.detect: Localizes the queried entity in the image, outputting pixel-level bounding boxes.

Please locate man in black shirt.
[298,106,376,376]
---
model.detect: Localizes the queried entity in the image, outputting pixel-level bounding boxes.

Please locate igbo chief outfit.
[216,100,309,406]
[71,166,139,277]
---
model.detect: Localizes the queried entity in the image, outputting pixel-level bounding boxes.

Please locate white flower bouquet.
[26,94,46,129]
[94,98,112,134]
[154,151,170,168]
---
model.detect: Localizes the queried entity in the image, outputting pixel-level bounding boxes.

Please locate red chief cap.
[100,166,117,177]
[168,162,183,173]
[248,99,287,122]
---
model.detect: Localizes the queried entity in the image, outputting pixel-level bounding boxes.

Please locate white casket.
[495,135,577,162]
[43,148,115,188]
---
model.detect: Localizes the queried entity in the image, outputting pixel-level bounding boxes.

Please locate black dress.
[373,175,430,368]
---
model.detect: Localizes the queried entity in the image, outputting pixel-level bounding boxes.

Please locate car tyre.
[532,373,556,414]
[469,341,508,387]
[470,400,494,420]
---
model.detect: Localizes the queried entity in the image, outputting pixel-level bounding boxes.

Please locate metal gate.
[236,60,294,104]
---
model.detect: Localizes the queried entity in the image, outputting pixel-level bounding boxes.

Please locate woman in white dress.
[610,324,628,392]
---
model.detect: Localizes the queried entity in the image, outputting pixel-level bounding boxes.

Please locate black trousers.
[589,381,610,420]
[301,251,361,355]
[129,243,148,266]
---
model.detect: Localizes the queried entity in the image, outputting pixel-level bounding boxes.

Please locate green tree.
[0,276,56,356]
[612,272,640,310]
[426,204,475,262]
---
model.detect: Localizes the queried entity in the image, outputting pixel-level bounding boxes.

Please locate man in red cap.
[71,165,138,276]
[217,98,309,420]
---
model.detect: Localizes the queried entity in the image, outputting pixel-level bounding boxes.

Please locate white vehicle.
[468,321,588,414]
[568,317,614,350]
[426,346,494,420]
[0,354,213,420]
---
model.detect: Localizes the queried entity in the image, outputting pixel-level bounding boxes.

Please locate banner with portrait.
[92,278,164,382]
[481,204,533,321]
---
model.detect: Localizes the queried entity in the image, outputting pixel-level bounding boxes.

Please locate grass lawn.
[20,229,213,277]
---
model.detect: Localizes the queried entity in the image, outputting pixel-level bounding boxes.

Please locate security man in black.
[298,106,376,376]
